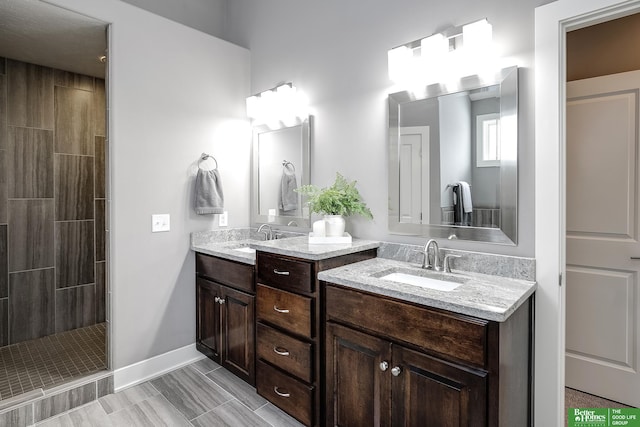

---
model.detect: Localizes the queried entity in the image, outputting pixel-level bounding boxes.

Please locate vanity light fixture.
[388,18,496,89]
[246,83,308,129]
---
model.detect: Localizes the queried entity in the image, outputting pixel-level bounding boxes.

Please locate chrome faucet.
[257,224,273,240]
[423,239,441,271]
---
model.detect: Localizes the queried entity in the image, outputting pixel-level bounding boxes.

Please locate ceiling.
[0,0,108,78]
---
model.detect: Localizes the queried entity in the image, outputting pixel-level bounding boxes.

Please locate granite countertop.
[191,239,259,265]
[250,235,381,261]
[317,257,536,322]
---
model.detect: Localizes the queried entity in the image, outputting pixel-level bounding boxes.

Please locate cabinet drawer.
[257,252,313,293]
[257,323,313,383]
[196,253,254,293]
[325,285,489,368]
[257,285,312,338]
[257,360,313,426]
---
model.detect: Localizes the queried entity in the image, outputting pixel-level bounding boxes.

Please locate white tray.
[308,232,352,244]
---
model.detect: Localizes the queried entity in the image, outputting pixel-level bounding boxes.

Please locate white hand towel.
[195,168,224,214]
[459,181,473,213]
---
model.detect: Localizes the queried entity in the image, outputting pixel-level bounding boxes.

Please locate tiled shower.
[0,57,107,400]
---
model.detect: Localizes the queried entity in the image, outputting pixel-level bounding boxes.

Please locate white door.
[399,126,429,224]
[566,69,640,407]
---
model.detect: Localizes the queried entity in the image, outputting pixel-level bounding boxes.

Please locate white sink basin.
[233,247,256,254]
[379,272,462,292]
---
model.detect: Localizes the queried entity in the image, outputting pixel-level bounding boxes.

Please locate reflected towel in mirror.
[279,166,298,212]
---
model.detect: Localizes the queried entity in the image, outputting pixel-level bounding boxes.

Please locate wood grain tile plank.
[94,136,106,199]
[55,221,95,287]
[36,401,110,427]
[192,400,271,427]
[34,382,96,422]
[95,200,105,262]
[206,367,267,411]
[8,200,54,271]
[150,366,233,420]
[108,394,192,427]
[96,261,105,323]
[7,60,54,129]
[8,268,55,343]
[98,382,158,414]
[55,284,96,333]
[0,74,7,151]
[55,155,94,221]
[54,70,94,92]
[94,80,105,137]
[0,150,6,223]
[54,87,93,155]
[0,298,7,347]
[8,127,54,198]
[254,403,306,427]
[0,225,7,298]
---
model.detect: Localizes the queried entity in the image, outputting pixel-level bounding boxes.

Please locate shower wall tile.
[95,136,106,199]
[55,221,95,288]
[55,284,96,333]
[94,79,106,136]
[96,261,105,323]
[8,200,54,272]
[95,199,105,262]
[0,149,6,224]
[8,127,54,198]
[9,268,55,343]
[0,298,6,347]
[54,70,94,92]
[0,225,7,298]
[54,86,93,155]
[0,57,5,74]
[0,74,7,150]
[7,60,54,130]
[55,154,94,221]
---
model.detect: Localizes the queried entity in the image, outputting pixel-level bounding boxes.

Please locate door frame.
[535,0,640,425]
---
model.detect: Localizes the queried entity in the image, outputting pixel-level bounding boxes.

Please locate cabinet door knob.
[273,269,290,276]
[218,298,226,304]
[391,366,402,377]
[214,296,220,303]
[273,347,290,356]
[379,361,389,372]
[273,305,290,314]
[273,386,291,398]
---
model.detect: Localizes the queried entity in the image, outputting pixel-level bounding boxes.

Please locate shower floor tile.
[0,323,106,401]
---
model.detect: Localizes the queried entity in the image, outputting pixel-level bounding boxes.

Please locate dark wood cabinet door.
[326,322,392,427]
[196,278,221,360]
[392,346,488,427]
[221,286,255,385]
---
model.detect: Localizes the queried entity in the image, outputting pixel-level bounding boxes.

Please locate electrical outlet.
[152,214,170,232]
[219,211,228,227]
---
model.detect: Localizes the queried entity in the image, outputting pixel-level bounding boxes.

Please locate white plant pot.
[324,215,346,237]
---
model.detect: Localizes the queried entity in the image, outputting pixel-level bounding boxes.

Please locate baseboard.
[113,344,204,392]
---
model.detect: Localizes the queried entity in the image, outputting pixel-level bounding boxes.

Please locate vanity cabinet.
[195,253,255,385]
[255,250,376,427]
[324,284,532,427]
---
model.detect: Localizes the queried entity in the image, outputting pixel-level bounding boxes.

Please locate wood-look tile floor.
[36,358,305,427]
[0,323,106,401]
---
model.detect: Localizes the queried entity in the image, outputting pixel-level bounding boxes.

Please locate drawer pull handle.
[273,347,290,356]
[273,386,291,398]
[273,269,290,276]
[273,305,290,314]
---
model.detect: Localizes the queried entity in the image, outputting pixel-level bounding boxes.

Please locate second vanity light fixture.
[246,83,308,129]
[388,19,495,89]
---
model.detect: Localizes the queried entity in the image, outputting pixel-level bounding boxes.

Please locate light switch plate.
[219,211,228,227]
[152,214,170,232]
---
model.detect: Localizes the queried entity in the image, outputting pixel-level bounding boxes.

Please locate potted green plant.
[296,173,373,236]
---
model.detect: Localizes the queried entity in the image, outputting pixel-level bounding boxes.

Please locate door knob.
[391,366,402,377]
[379,361,389,372]
[218,298,226,304]
[214,296,220,303]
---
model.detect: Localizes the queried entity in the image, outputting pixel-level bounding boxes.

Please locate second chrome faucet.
[421,239,460,273]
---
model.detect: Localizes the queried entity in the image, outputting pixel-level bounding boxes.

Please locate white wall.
[226,0,555,257]
[45,0,251,376]
[119,0,228,40]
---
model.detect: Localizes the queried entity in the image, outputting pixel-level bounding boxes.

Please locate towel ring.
[282,160,295,172]
[199,153,218,169]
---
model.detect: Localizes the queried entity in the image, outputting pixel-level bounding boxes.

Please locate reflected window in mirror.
[388,66,518,244]
[251,118,311,229]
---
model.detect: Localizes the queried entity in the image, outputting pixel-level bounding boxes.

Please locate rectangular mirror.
[388,66,518,244]
[251,118,311,228]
